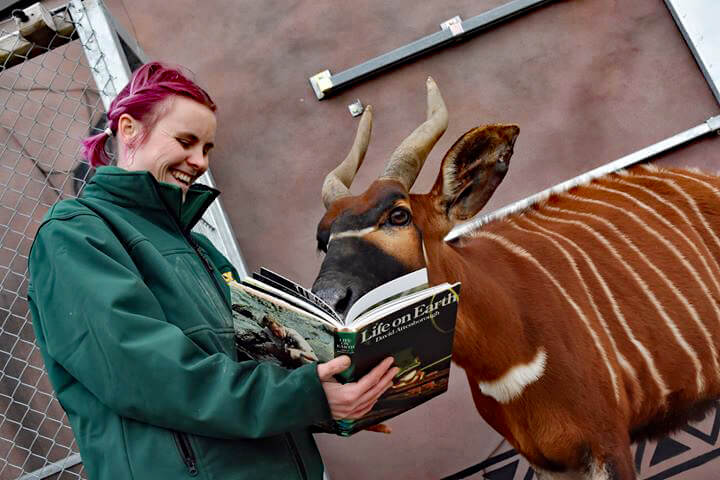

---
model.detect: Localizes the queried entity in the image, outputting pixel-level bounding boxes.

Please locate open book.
[229,267,460,436]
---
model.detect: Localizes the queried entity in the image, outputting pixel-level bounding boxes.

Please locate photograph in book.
[228,269,461,435]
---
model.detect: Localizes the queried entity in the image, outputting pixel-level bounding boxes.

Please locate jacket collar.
[82,166,220,232]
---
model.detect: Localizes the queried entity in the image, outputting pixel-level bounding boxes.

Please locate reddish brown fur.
[414,166,720,475]
[318,164,720,478]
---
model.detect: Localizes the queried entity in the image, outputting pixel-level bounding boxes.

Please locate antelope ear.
[431,124,519,222]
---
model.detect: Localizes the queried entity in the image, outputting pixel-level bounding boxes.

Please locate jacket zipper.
[188,236,232,313]
[173,431,199,476]
[285,433,308,480]
[159,194,232,316]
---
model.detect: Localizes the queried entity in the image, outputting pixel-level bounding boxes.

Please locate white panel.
[665,0,720,105]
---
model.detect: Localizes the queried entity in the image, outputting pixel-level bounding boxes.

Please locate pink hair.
[81,62,217,168]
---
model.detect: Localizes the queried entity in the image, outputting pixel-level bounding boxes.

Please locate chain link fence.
[0,3,102,478]
[1,2,245,478]
[0,0,245,480]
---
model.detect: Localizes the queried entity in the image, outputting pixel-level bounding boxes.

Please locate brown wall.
[81,0,720,477]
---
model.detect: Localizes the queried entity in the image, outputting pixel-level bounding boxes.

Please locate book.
[229,267,460,436]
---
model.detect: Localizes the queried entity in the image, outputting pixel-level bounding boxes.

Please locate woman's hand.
[317,356,398,420]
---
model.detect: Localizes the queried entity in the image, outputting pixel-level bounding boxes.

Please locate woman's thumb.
[317,355,351,380]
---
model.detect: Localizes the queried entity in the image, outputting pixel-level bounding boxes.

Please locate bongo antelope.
[311,78,720,479]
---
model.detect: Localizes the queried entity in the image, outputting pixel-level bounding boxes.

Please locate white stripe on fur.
[529,211,667,400]
[572,190,720,383]
[639,166,720,255]
[329,226,378,244]
[609,176,720,293]
[549,203,706,393]
[508,220,622,403]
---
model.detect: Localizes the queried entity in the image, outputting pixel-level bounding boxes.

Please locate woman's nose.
[187,151,208,172]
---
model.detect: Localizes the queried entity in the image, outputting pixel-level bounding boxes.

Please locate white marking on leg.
[508,220,622,404]
[586,459,610,480]
[570,191,720,383]
[476,347,548,404]
[547,203,706,393]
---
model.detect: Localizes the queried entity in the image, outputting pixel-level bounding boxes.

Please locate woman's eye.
[388,208,411,226]
[176,138,191,147]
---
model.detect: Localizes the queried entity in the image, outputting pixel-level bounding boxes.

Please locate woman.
[27,62,397,479]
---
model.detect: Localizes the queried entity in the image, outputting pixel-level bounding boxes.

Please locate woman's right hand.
[316,356,398,420]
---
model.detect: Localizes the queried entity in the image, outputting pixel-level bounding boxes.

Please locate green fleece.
[27,166,332,479]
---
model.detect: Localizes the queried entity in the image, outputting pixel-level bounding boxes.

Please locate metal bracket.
[309,69,333,100]
[14,3,55,42]
[348,99,364,117]
[0,2,75,69]
[706,114,720,133]
[440,16,464,36]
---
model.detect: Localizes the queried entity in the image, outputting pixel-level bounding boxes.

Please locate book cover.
[229,272,460,435]
[333,285,460,435]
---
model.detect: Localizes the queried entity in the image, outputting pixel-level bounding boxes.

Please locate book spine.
[333,330,358,384]
[334,330,357,356]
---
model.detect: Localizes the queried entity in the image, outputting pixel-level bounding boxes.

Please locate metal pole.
[197,170,249,279]
[68,0,131,110]
[17,453,82,480]
[309,0,555,99]
[444,114,720,242]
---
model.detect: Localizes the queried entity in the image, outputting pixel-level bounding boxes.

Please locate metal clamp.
[706,114,720,133]
[440,16,464,36]
[309,70,334,100]
[348,99,364,117]
[1,2,75,69]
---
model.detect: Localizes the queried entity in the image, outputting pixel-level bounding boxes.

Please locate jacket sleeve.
[28,213,332,439]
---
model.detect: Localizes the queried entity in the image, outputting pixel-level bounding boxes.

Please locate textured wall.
[103,0,720,478]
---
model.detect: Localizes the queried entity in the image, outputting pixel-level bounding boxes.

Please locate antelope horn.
[321,106,373,209]
[381,77,448,190]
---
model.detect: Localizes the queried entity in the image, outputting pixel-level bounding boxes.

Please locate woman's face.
[118,96,217,193]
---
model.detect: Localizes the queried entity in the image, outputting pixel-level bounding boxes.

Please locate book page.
[345,268,429,324]
[230,282,336,366]
[241,277,341,327]
[258,268,341,321]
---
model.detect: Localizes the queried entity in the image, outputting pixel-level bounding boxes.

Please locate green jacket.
[27,167,332,480]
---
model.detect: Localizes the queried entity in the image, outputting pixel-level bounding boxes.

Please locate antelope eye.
[388,208,411,226]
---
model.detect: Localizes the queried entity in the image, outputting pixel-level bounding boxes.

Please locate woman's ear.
[117,113,141,145]
[430,124,519,222]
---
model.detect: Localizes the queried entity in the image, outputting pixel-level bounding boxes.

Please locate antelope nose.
[312,281,353,318]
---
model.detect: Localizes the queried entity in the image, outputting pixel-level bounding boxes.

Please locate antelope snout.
[311,277,356,319]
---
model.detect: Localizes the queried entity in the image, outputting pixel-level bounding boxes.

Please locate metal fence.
[1,4,95,477]
[0,2,246,478]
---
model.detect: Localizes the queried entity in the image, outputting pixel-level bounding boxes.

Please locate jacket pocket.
[173,431,199,477]
[172,253,232,329]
